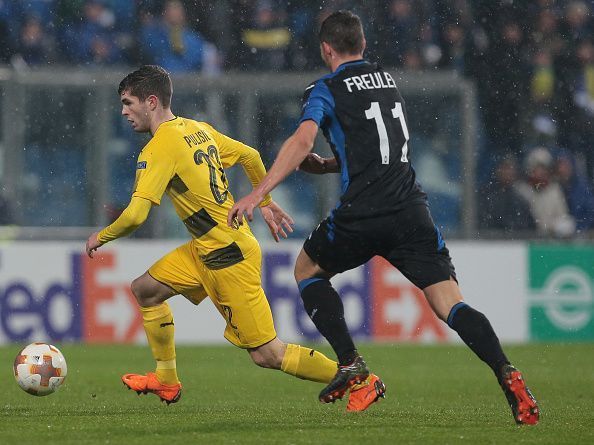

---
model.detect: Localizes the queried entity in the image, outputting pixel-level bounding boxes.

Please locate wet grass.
[1,343,593,444]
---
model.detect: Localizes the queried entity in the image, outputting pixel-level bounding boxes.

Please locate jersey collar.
[335,59,368,73]
[153,116,180,136]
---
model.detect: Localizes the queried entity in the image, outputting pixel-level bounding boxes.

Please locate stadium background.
[1,2,594,444]
[0,1,593,347]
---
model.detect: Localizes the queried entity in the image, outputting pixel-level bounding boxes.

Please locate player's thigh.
[302,217,373,275]
[148,241,209,306]
[423,279,463,321]
[382,204,457,291]
[205,244,277,349]
[294,248,334,282]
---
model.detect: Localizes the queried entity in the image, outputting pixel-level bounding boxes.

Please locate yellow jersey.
[132,117,271,258]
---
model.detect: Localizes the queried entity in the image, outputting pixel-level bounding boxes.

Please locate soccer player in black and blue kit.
[229,10,539,422]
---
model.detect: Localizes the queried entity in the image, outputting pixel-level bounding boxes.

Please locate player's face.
[120,91,151,133]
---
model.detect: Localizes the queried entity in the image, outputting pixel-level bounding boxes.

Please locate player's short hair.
[319,10,365,55]
[118,65,173,107]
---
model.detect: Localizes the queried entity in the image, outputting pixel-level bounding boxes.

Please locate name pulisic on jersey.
[183,129,212,147]
[343,72,397,93]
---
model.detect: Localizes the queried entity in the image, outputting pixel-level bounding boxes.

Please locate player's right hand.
[85,231,102,258]
[228,190,263,227]
[297,153,326,174]
[259,201,294,242]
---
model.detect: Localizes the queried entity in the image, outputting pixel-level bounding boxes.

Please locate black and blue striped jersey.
[299,59,426,218]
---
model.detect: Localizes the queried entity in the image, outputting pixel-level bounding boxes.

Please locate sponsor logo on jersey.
[136,161,147,169]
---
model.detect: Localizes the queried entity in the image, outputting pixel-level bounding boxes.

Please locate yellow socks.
[140,303,179,385]
[281,344,337,383]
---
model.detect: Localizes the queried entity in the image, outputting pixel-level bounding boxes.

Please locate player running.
[85,65,344,407]
[228,10,539,424]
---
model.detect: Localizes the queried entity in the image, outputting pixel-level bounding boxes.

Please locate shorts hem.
[303,240,338,274]
[224,333,277,349]
[147,270,181,295]
[418,273,458,291]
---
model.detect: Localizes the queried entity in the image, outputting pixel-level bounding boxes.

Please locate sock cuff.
[281,343,300,376]
[298,277,327,293]
[140,302,171,321]
[156,359,177,370]
[447,301,468,327]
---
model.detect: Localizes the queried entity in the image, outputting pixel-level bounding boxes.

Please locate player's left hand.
[297,153,326,174]
[85,231,103,258]
[259,201,294,242]
[227,191,264,227]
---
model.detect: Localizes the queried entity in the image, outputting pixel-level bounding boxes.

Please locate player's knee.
[130,278,144,303]
[250,351,279,369]
[249,342,285,369]
[294,249,315,283]
[294,262,321,284]
[130,277,154,306]
[294,262,307,283]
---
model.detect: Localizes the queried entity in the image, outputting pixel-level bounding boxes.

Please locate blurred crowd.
[1,0,594,236]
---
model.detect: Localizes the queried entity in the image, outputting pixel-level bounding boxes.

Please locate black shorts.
[303,204,456,290]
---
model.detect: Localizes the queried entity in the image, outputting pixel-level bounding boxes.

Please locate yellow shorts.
[148,237,277,349]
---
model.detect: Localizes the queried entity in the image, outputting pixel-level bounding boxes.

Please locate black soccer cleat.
[319,356,370,403]
[499,364,539,425]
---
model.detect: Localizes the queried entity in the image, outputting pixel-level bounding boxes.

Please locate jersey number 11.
[365,101,409,164]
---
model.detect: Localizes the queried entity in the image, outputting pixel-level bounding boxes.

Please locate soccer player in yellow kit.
[85,65,338,405]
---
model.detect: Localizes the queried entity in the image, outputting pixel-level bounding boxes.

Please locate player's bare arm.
[228,120,318,226]
[85,196,152,258]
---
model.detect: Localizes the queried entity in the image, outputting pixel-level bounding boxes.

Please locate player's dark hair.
[118,65,173,107]
[319,10,365,55]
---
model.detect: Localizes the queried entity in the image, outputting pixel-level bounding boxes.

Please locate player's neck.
[150,109,177,135]
[330,54,364,72]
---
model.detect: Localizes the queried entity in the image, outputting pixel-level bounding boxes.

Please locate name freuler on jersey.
[343,71,397,93]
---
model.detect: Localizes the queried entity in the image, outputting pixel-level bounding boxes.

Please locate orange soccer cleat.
[346,374,386,412]
[499,365,539,425]
[122,372,182,405]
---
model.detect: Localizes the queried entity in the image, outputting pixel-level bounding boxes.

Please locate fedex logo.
[0,251,142,343]
[0,243,448,345]
[263,253,448,342]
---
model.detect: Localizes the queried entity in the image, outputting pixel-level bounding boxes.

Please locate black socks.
[299,280,509,376]
[447,302,510,379]
[298,278,358,365]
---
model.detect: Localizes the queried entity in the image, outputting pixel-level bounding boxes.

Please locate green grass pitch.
[1,343,593,444]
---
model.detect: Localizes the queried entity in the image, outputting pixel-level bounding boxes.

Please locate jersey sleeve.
[97,196,152,244]
[202,123,255,168]
[298,81,334,127]
[132,140,175,205]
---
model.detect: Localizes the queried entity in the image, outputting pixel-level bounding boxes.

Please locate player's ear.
[147,94,159,110]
